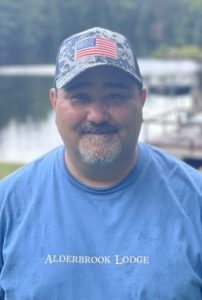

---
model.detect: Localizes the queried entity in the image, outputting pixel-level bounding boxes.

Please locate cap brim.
[55,62,142,88]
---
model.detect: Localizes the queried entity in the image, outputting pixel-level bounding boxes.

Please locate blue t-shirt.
[0,143,202,299]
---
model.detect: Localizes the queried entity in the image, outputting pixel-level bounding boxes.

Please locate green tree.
[0,0,201,64]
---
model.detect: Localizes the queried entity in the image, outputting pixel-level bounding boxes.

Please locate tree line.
[0,0,202,65]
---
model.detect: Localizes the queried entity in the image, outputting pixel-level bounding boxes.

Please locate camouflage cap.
[54,27,143,88]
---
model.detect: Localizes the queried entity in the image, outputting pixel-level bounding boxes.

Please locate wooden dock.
[142,62,202,169]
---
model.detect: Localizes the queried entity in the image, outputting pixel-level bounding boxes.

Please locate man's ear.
[140,88,147,107]
[49,88,57,110]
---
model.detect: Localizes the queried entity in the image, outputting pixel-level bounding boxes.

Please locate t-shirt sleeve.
[0,289,4,300]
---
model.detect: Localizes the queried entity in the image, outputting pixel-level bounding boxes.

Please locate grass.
[0,161,201,180]
[0,162,24,180]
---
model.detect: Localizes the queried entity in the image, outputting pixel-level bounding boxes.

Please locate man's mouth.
[79,123,118,135]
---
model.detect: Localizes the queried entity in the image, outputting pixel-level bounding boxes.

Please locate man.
[0,27,202,299]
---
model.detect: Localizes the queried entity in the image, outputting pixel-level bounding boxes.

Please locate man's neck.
[64,148,138,188]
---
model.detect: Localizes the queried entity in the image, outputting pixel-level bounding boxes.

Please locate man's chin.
[78,134,122,165]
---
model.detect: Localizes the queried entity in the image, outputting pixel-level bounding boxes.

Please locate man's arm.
[0,182,5,300]
[0,250,4,299]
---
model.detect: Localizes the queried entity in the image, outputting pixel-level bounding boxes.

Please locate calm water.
[0,60,197,163]
[0,94,192,163]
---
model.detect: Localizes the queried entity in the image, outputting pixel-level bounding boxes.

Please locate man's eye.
[107,94,125,103]
[70,93,90,103]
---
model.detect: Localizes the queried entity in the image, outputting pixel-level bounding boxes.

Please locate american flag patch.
[75,37,117,59]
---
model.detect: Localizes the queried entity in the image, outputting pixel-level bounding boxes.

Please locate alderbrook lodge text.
[44,255,150,265]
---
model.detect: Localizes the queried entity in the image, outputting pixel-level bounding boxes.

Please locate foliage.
[0,0,201,64]
[153,46,202,60]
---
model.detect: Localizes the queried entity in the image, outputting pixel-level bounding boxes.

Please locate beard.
[78,133,122,165]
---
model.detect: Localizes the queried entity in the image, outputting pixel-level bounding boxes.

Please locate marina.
[142,60,202,169]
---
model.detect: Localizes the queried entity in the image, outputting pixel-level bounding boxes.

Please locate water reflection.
[0,77,52,129]
[0,112,62,163]
[0,76,62,162]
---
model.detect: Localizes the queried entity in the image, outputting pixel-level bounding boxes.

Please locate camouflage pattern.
[54,27,143,88]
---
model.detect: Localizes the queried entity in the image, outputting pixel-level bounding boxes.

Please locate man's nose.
[86,101,109,124]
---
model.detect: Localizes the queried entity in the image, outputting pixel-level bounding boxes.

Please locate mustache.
[79,122,118,134]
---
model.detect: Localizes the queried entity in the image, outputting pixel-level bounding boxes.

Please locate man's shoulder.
[0,146,62,194]
[144,143,201,171]
[140,143,202,220]
[141,143,202,186]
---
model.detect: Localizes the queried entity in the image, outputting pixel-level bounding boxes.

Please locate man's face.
[50,66,146,166]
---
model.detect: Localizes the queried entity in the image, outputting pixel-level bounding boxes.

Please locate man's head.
[50,27,146,182]
[54,27,143,90]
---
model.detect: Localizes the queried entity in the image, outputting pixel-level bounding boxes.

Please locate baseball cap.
[54,27,143,89]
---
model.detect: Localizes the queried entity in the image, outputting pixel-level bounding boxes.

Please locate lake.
[0,60,200,163]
